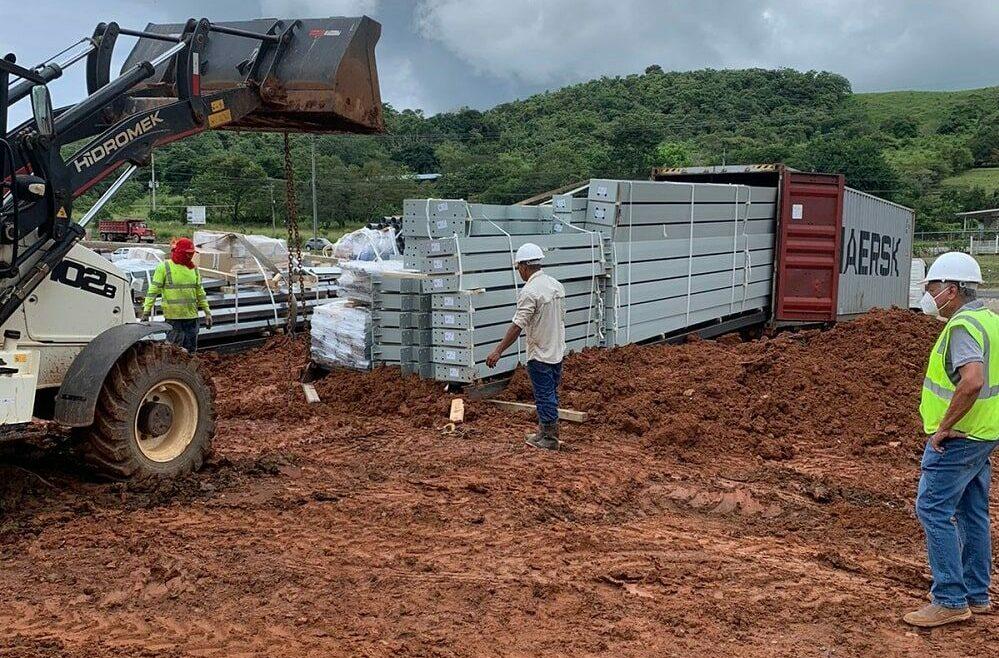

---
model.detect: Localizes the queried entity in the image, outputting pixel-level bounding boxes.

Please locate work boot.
[926,592,991,614]
[903,603,972,627]
[526,422,559,451]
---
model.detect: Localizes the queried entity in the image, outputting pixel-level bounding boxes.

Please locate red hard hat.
[174,237,196,253]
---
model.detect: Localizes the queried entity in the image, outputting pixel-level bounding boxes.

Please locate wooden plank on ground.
[485,399,587,423]
[301,383,321,404]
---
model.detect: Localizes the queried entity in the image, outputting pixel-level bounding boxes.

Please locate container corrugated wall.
[837,187,914,317]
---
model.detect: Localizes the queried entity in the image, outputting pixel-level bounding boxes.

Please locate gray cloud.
[414,0,999,95]
[4,0,999,124]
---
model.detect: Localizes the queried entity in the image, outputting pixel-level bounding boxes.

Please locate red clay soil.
[2,309,999,657]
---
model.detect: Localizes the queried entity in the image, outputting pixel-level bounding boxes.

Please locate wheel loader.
[0,16,383,478]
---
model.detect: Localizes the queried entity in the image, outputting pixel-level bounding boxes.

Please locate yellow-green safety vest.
[920,306,999,440]
[143,260,209,320]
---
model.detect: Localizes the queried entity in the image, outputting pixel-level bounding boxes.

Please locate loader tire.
[80,342,215,480]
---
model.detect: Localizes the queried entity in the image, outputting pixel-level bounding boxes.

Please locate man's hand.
[204,313,213,330]
[486,350,501,368]
[930,428,966,453]
[139,312,149,322]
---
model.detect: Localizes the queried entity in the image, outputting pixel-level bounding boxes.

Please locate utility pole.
[150,151,157,212]
[310,134,318,239]
[270,181,276,230]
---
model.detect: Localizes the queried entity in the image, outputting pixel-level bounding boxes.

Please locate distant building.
[956,208,999,231]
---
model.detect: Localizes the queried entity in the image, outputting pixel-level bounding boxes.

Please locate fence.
[914,230,999,257]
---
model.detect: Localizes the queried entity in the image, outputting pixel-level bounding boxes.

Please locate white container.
[837,187,915,317]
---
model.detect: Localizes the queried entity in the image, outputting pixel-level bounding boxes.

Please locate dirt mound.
[504,309,941,461]
[204,336,454,428]
[7,309,984,658]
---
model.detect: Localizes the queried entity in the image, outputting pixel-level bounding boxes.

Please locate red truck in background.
[96,219,156,243]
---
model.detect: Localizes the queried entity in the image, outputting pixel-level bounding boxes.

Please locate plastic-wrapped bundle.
[332,227,398,261]
[311,299,372,370]
[113,258,161,294]
[110,247,165,263]
[337,259,405,304]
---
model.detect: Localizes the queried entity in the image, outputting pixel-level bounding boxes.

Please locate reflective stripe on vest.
[920,307,999,439]
[158,261,204,320]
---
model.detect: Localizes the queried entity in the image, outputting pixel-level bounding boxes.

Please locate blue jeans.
[916,438,999,609]
[526,359,562,425]
[167,318,199,353]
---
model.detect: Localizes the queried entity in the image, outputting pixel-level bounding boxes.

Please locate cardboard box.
[194,248,233,273]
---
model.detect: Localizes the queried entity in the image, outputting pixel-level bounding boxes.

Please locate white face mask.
[919,287,951,316]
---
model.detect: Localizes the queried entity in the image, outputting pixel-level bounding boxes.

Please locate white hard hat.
[514,243,545,264]
[922,252,983,287]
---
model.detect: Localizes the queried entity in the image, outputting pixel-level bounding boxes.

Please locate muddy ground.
[2,309,999,657]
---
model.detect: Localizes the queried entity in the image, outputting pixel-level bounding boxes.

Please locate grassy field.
[978,254,999,288]
[855,86,999,133]
[924,253,999,289]
[941,167,999,192]
[90,194,365,244]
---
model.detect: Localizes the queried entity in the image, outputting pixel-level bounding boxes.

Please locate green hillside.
[78,68,999,235]
[942,166,999,192]
[856,87,999,135]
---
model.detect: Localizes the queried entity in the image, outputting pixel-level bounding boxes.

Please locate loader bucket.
[121,17,383,134]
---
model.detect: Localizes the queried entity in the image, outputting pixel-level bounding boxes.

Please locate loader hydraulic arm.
[0,14,383,327]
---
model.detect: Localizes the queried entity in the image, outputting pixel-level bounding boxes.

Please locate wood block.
[485,399,587,423]
[301,383,321,404]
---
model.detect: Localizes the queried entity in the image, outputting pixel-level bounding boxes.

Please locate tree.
[788,136,900,198]
[391,143,440,173]
[970,124,999,166]
[654,141,692,168]
[608,112,664,178]
[881,115,919,139]
[189,153,269,225]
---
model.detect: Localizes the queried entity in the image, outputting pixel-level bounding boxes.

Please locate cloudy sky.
[5,0,999,121]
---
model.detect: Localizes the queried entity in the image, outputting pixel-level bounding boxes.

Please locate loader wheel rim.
[134,379,199,463]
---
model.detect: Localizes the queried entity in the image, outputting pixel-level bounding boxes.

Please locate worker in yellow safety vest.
[904,252,999,628]
[140,237,212,352]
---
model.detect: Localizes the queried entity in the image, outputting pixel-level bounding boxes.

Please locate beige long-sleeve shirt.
[512,270,566,364]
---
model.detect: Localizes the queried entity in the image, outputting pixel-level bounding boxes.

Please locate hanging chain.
[282,132,306,336]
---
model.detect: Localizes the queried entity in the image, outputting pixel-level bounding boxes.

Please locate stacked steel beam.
[585,180,778,345]
[309,177,782,383]
[401,199,611,383]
